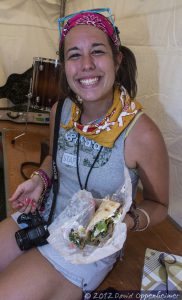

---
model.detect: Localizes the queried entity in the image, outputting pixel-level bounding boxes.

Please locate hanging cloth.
[61,86,142,148]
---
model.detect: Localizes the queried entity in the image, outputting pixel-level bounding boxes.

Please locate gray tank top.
[44,98,139,220]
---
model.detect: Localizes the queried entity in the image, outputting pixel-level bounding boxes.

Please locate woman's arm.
[29,101,58,186]
[9,101,58,213]
[124,113,169,230]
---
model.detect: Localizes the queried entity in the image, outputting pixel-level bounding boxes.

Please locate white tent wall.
[0,0,182,227]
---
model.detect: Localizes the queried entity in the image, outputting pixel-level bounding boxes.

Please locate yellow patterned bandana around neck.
[61,86,142,148]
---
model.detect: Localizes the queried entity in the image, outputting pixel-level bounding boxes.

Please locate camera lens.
[15,225,49,251]
[15,228,33,251]
[31,225,50,246]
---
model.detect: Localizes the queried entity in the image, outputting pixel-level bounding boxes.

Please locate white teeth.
[79,77,98,86]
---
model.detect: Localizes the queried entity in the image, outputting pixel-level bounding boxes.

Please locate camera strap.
[47,99,65,226]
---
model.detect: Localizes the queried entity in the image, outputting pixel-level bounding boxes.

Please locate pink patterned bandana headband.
[59,10,121,49]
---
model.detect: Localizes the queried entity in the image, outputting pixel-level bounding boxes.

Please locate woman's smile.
[78,76,100,87]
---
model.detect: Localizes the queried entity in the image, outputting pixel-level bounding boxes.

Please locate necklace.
[76,133,103,190]
[83,115,105,125]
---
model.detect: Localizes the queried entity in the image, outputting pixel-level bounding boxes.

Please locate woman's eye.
[68,53,80,60]
[92,50,105,55]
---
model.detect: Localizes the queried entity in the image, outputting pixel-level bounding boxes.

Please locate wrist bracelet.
[136,207,150,231]
[30,169,52,190]
[128,204,150,232]
[30,169,52,209]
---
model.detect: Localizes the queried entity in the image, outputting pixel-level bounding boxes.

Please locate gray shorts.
[12,211,120,291]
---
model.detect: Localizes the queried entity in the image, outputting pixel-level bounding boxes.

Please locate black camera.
[15,210,50,251]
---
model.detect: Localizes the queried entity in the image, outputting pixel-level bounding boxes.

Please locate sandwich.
[69,198,122,249]
[85,199,122,246]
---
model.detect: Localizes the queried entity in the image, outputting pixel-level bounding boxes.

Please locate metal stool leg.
[11,80,32,144]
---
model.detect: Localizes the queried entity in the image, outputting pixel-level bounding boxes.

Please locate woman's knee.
[0,249,82,300]
[0,217,22,271]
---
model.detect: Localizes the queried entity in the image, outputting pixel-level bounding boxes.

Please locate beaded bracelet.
[30,169,52,190]
[30,169,52,207]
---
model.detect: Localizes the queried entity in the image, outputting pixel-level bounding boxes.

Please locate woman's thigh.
[0,217,22,271]
[0,248,82,300]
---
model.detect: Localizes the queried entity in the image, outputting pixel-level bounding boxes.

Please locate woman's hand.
[9,176,44,214]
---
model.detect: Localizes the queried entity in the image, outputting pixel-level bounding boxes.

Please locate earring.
[76,95,83,104]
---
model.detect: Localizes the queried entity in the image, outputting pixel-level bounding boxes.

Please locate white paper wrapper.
[48,166,132,264]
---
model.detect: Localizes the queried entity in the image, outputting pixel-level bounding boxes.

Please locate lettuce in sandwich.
[69,199,122,249]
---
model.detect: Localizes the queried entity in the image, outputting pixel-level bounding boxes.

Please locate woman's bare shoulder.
[133,113,164,140]
[125,113,168,168]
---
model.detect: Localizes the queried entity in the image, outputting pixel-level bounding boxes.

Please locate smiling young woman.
[0,8,168,300]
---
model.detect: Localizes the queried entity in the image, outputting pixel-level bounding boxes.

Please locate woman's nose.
[81,55,95,71]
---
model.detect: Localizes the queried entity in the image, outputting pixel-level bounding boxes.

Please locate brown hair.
[108,39,137,99]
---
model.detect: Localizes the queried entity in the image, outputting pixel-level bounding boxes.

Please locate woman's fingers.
[12,201,24,209]
[21,198,36,214]
[9,186,25,203]
[13,198,37,213]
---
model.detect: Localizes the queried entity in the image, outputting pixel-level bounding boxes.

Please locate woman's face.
[64,25,121,104]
